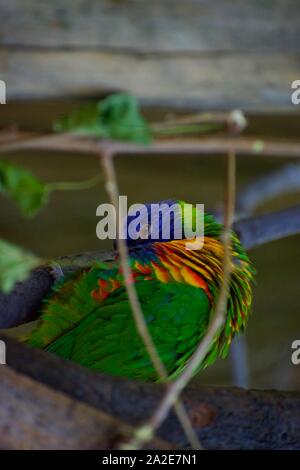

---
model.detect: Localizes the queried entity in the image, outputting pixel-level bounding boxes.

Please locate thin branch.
[100,151,166,379]
[131,149,236,443]
[45,173,103,192]
[151,110,245,128]
[1,130,300,159]
[100,151,201,449]
[151,110,247,137]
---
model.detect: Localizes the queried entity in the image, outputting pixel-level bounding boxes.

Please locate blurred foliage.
[0,160,49,217]
[0,239,41,293]
[54,93,151,144]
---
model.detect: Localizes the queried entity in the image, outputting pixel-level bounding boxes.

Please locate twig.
[45,173,103,192]
[1,131,300,159]
[100,150,201,449]
[151,110,245,129]
[151,110,247,137]
[131,149,236,443]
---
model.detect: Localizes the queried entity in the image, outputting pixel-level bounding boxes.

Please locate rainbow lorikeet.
[25,200,254,381]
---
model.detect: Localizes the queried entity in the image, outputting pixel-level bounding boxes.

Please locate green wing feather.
[27,267,102,348]
[27,267,211,381]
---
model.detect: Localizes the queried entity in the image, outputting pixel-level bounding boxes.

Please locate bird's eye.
[139,223,152,239]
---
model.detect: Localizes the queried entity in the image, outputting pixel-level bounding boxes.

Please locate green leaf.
[54,93,151,144]
[0,239,41,293]
[0,160,49,217]
[97,93,151,144]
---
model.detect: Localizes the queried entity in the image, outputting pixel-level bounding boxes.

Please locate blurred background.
[0,1,299,390]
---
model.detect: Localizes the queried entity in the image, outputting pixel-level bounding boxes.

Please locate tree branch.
[0,363,176,450]
[1,131,300,159]
[234,204,300,250]
[237,163,300,217]
[2,335,299,450]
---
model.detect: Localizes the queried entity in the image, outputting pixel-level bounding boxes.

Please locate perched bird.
[26,200,254,381]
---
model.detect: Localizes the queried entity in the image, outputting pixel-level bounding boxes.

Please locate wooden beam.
[1,49,299,110]
[1,1,300,53]
[1,1,300,109]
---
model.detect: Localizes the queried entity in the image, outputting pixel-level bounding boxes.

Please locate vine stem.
[99,149,202,450]
[45,173,102,192]
[150,110,246,137]
[151,123,223,137]
[139,148,236,438]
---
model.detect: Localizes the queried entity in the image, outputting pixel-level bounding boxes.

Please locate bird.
[25,200,254,382]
